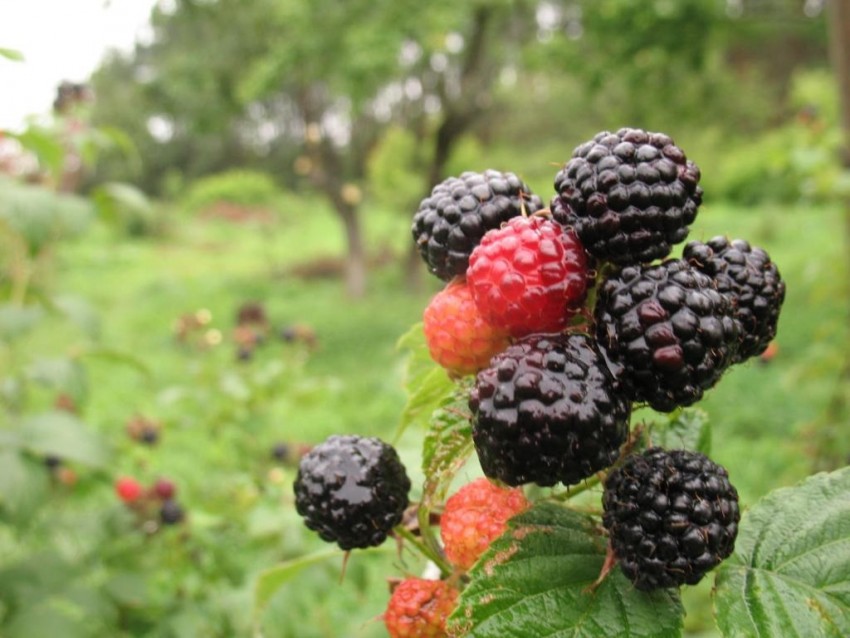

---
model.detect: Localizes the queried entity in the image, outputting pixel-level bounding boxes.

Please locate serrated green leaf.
[395,322,456,442]
[714,467,850,638]
[19,411,110,468]
[649,408,711,455]
[420,387,474,512]
[449,502,684,637]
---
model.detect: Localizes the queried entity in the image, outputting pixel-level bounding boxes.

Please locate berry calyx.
[440,477,529,570]
[423,279,511,377]
[294,435,411,550]
[115,477,143,503]
[467,215,589,338]
[384,578,459,638]
[602,447,740,591]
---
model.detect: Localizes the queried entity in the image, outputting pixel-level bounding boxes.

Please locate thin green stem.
[416,504,444,561]
[394,524,453,576]
[550,473,603,501]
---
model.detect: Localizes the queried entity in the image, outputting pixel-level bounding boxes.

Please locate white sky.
[0,0,157,130]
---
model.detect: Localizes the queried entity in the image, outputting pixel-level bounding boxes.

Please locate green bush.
[178,170,288,215]
[0,177,93,254]
[699,69,847,206]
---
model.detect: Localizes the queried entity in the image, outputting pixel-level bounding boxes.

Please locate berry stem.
[550,473,604,501]
[394,524,453,577]
[417,503,450,572]
[584,542,618,594]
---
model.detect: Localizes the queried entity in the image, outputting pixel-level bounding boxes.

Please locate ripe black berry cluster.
[294,127,785,597]
[415,127,781,588]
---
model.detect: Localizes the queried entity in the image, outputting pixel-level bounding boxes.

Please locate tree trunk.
[297,88,369,298]
[335,197,367,298]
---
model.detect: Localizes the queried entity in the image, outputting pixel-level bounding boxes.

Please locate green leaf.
[104,571,149,607]
[77,347,152,380]
[448,502,684,638]
[420,386,474,513]
[0,304,45,340]
[26,357,88,404]
[0,47,24,62]
[395,322,456,441]
[253,548,344,615]
[19,411,110,468]
[714,467,850,638]
[50,294,102,339]
[4,600,89,638]
[90,181,154,231]
[7,128,66,183]
[649,407,711,455]
[0,449,49,522]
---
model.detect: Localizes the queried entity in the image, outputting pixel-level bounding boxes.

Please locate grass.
[4,195,848,636]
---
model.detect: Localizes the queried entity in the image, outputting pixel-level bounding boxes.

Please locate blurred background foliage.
[1,0,849,636]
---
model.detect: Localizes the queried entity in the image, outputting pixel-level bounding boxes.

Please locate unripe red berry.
[467,215,589,338]
[384,578,459,638]
[440,477,529,570]
[423,279,510,377]
[115,477,143,503]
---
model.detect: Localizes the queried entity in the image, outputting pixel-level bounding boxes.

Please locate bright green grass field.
[22,198,847,637]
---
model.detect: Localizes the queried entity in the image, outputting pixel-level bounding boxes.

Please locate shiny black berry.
[293,435,411,550]
[412,170,544,281]
[683,237,785,362]
[603,447,740,590]
[595,259,739,412]
[469,334,631,487]
[552,128,702,266]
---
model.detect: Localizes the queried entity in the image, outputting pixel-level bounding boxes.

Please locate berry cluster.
[413,127,781,588]
[115,476,185,526]
[292,128,784,626]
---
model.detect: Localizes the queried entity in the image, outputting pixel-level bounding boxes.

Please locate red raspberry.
[115,477,143,503]
[384,578,459,638]
[467,215,589,337]
[423,280,510,377]
[440,477,529,570]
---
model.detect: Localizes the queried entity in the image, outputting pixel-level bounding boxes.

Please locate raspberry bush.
[262,128,849,637]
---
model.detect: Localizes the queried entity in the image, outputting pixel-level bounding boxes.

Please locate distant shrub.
[700,69,848,206]
[0,176,94,254]
[179,170,286,215]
